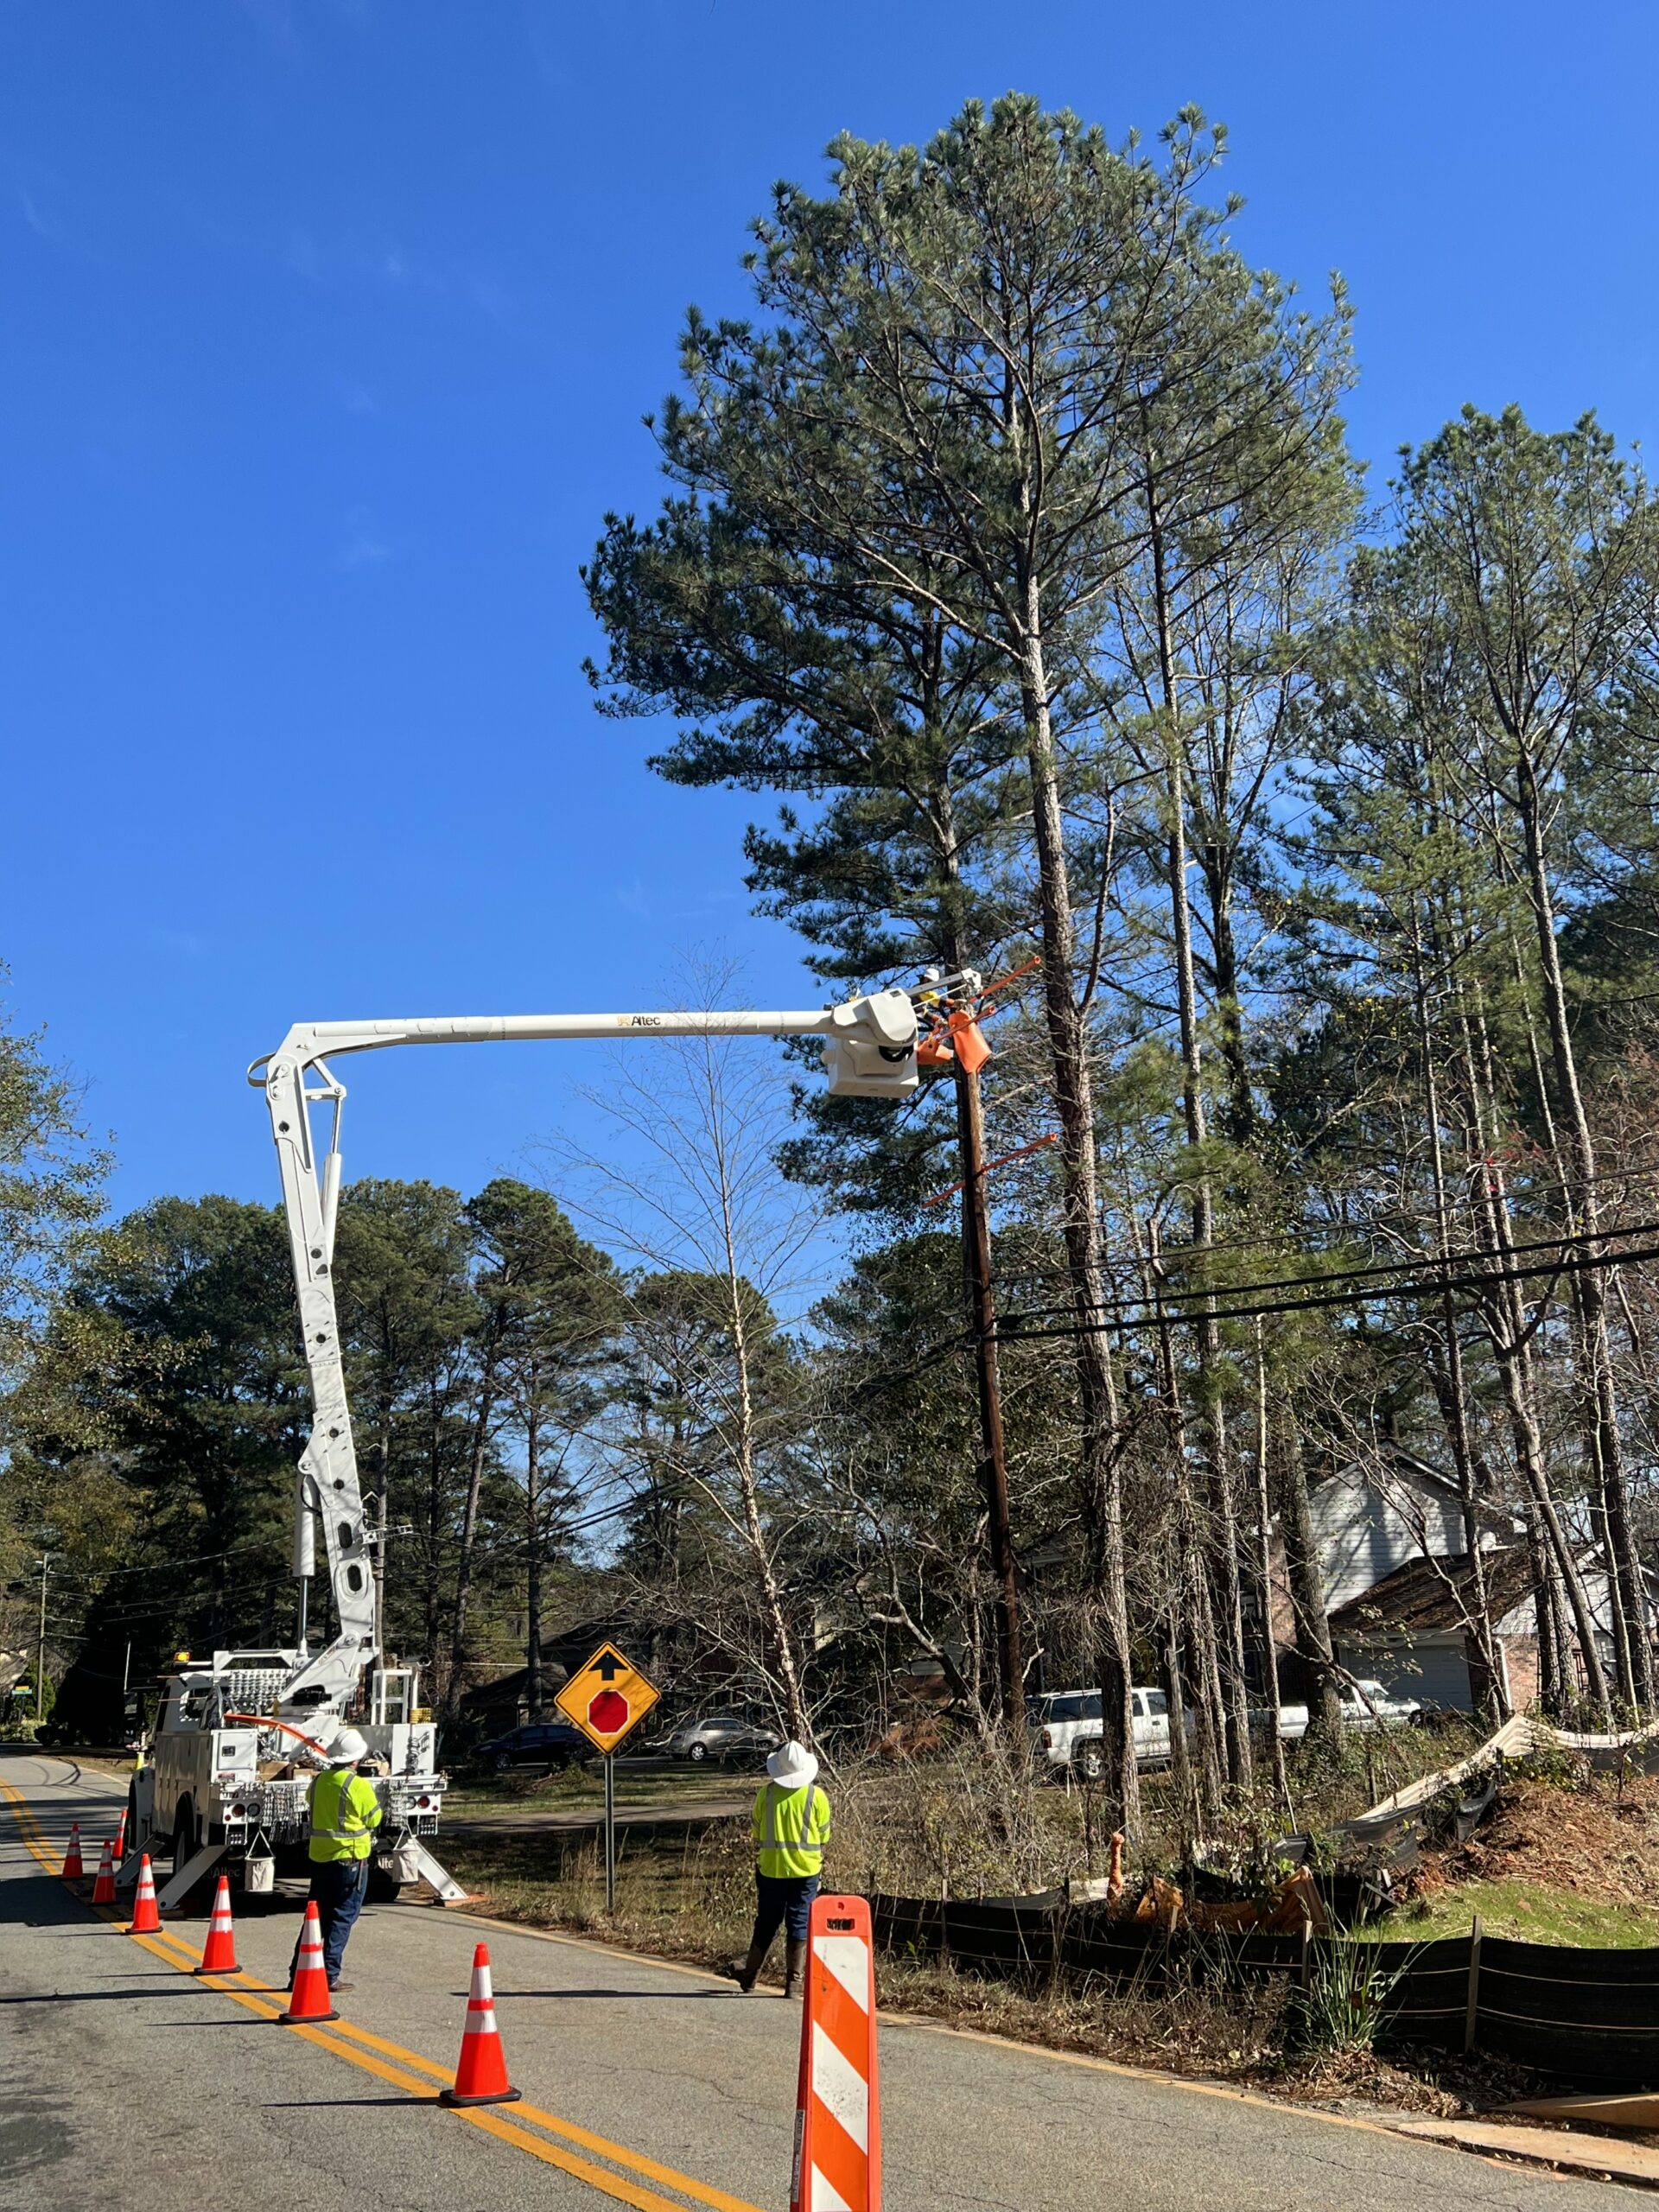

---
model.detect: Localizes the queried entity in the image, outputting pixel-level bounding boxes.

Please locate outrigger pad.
[156,1841,228,1913]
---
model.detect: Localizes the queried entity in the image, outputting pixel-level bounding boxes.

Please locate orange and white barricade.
[791,1893,881,2212]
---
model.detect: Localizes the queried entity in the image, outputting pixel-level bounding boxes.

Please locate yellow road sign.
[555,1642,661,1756]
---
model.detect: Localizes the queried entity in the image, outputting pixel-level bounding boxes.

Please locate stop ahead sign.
[554,1642,661,1756]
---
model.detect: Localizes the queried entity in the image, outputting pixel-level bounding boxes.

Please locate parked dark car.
[475,1720,590,1774]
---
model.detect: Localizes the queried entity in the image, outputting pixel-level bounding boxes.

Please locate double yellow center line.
[0,1778,762,2212]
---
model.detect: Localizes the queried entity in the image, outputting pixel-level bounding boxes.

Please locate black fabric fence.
[871,1894,1659,2087]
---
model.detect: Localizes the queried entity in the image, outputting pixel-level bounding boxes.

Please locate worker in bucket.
[730,1738,830,1997]
[288,1726,382,1993]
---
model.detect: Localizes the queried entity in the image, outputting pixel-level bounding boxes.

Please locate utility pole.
[35,1553,49,1721]
[920,969,1029,1725]
[954,1055,1024,1721]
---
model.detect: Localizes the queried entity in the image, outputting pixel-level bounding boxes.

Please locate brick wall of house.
[1503,1634,1541,1713]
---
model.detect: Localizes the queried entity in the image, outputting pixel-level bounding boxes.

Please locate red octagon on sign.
[588,1688,629,1736]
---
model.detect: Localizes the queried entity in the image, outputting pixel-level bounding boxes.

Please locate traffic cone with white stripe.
[61,1822,84,1880]
[92,1839,117,1905]
[791,1894,881,2212]
[438,1943,521,2107]
[113,1807,128,1864]
[279,1901,339,2024]
[194,1873,239,1974]
[128,1853,161,1936]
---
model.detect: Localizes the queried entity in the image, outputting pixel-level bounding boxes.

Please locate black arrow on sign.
[593,1650,625,1681]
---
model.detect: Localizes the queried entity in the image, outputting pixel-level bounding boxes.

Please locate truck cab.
[1033,1686,1184,1777]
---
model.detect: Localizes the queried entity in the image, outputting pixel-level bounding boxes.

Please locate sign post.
[602,1745,616,1910]
[554,1641,661,1915]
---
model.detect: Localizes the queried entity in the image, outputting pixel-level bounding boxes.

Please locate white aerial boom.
[246,988,921,1716]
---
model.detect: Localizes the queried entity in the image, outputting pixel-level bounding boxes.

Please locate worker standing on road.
[731,1740,830,1998]
[288,1726,382,1993]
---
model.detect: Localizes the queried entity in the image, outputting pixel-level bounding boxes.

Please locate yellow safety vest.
[307,1766,383,1864]
[753,1782,830,1879]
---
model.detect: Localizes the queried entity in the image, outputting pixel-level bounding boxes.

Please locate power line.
[845,1222,1659,1401]
[980,1173,1659,1306]
[991,1236,1659,1344]
[997,1213,1659,1330]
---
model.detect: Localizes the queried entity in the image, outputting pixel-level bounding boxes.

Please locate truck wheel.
[365,1866,403,1905]
[1076,1742,1105,1783]
[172,1802,195,1874]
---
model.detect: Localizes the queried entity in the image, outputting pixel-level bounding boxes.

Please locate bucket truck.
[123,986,921,1911]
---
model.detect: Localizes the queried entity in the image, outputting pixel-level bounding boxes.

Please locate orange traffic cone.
[128,1853,161,1935]
[114,1807,128,1863]
[279,1901,339,2024]
[438,1944,521,2107]
[92,1839,117,1905]
[194,1874,239,1974]
[61,1822,84,1880]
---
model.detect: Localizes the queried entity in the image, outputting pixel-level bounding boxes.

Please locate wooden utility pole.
[35,1553,50,1720]
[953,1052,1024,1721]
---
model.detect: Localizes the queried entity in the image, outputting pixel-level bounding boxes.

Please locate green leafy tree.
[460,1179,620,1714]
[0,974,110,1701]
[590,92,1356,1814]
[1308,406,1659,1710]
[332,1179,479,1666]
[16,1198,302,1724]
[0,973,107,1384]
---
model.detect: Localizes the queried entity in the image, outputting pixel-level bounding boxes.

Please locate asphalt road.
[1,1751,1640,2212]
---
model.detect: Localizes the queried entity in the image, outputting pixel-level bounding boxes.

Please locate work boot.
[784,1937,808,1999]
[730,1939,768,1993]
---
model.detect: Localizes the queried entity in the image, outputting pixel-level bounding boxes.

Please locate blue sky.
[3,0,1655,1234]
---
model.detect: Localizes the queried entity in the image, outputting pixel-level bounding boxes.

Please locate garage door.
[1339,1640,1471,1713]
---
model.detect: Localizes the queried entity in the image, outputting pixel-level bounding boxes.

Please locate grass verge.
[1386,1877,1659,1948]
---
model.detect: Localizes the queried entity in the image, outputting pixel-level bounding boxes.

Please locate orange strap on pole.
[921,1130,1060,1209]
[791,1892,881,2212]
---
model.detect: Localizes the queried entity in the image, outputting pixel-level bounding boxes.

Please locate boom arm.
[250,990,918,1709]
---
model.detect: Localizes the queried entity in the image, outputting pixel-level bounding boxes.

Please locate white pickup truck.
[1269,1679,1422,1738]
[1034,1677,1421,1778]
[1033,1687,1183,1778]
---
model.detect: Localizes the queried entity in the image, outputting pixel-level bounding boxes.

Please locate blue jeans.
[750,1871,820,1954]
[290,1858,369,1986]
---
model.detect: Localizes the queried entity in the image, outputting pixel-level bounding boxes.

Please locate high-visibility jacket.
[752,1781,830,1879]
[307,1765,383,1865]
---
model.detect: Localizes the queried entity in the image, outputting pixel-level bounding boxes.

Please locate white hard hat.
[330,1727,369,1764]
[766,1740,819,1788]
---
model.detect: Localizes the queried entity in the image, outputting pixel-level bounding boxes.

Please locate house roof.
[1327,1544,1537,1638]
[1311,1447,1523,1538]
[457,1660,570,1714]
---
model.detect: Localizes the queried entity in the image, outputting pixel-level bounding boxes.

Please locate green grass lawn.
[442,1762,753,1821]
[1382,1878,1659,1949]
